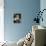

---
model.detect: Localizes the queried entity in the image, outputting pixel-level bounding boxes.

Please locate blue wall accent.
[4,0,40,42]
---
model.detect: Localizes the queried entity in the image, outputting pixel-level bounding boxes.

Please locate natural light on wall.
[0,0,4,42]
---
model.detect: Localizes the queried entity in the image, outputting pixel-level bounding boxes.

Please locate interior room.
[0,0,46,46]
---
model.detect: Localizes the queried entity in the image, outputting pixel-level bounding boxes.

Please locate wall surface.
[0,0,4,42]
[40,0,46,26]
[4,0,40,42]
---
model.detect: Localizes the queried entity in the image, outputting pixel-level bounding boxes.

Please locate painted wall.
[0,0,4,42]
[4,0,40,42]
[40,0,46,26]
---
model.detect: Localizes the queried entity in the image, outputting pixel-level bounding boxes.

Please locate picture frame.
[13,13,21,23]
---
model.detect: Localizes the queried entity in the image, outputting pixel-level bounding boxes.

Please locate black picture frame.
[13,13,21,23]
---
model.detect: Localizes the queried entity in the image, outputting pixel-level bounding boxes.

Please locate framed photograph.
[13,13,21,23]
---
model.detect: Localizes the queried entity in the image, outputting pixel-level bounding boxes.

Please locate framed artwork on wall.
[13,13,21,23]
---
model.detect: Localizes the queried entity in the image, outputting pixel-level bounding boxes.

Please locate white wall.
[0,0,4,42]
